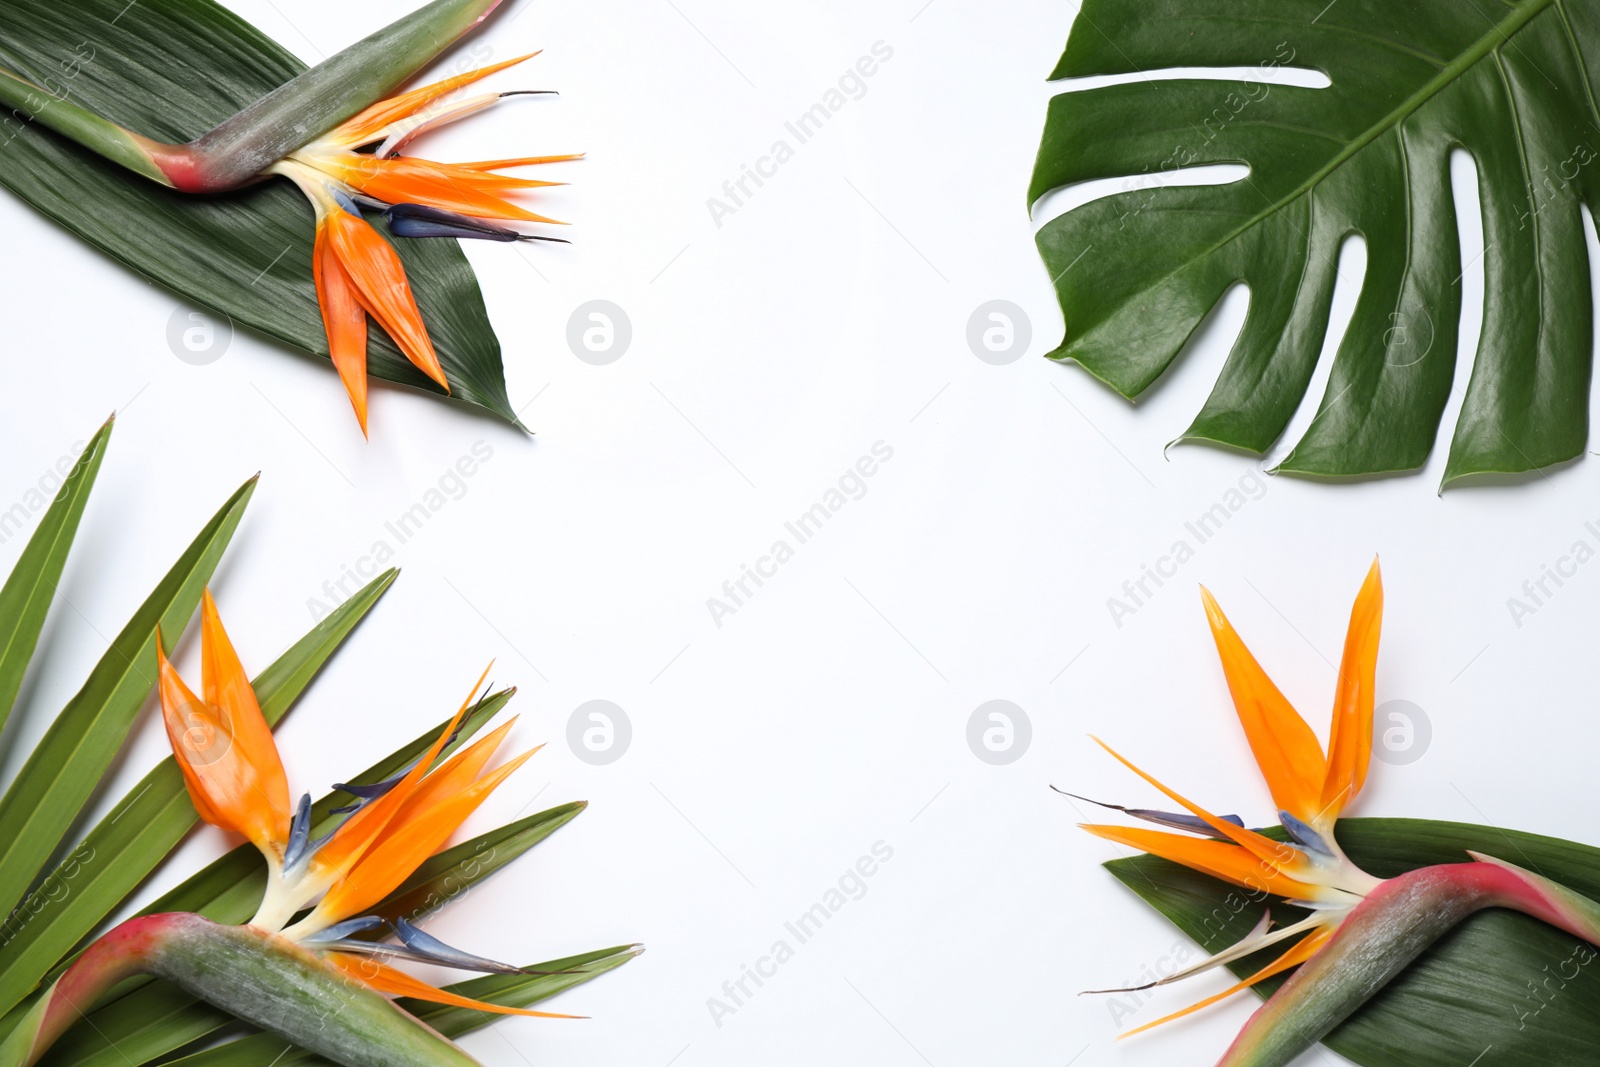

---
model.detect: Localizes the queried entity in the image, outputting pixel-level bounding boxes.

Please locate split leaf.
[1031,0,1600,485]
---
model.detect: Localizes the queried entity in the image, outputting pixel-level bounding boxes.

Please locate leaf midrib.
[1060,0,1557,337]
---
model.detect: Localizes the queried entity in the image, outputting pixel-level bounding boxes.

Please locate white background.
[3,1,1600,1065]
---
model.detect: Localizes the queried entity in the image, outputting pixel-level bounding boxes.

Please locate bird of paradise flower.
[1070,561,1600,1067]
[1,592,618,1067]
[0,0,575,434]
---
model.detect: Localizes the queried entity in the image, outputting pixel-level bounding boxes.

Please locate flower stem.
[0,0,507,193]
[0,68,170,185]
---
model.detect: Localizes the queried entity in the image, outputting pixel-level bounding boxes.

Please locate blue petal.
[385,202,570,244]
[282,794,313,870]
[329,779,398,800]
[332,721,469,802]
[1054,789,1244,837]
[329,186,364,218]
[301,915,387,944]
[1278,810,1335,856]
[391,917,529,974]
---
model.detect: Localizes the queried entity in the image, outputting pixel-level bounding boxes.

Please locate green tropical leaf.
[163,945,643,1067]
[0,569,398,1021]
[40,799,582,1067]
[0,415,111,735]
[1030,0,1600,485]
[27,690,537,1067]
[0,475,254,935]
[0,0,522,426]
[1105,817,1600,1065]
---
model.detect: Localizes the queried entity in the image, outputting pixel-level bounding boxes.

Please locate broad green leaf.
[1031,0,1600,485]
[0,416,112,735]
[163,945,642,1067]
[1105,817,1600,1065]
[0,569,398,1020]
[0,476,254,936]
[32,690,531,1067]
[0,0,522,426]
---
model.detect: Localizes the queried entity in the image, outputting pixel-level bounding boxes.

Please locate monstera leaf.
[1030,0,1600,485]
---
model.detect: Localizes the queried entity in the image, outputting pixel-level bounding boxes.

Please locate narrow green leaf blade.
[42,791,572,1067]
[0,476,255,936]
[1104,817,1600,1066]
[29,691,523,1067]
[0,417,112,735]
[0,569,398,1019]
[162,945,642,1067]
[0,0,521,425]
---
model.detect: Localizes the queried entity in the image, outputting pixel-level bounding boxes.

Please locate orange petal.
[348,716,518,874]
[1201,587,1326,823]
[322,741,537,921]
[312,665,493,882]
[313,221,370,435]
[1320,560,1383,820]
[324,155,565,223]
[1091,737,1307,876]
[326,953,582,1018]
[324,209,449,391]
[455,153,585,170]
[1121,925,1334,1038]
[331,53,542,147]
[199,591,292,851]
[156,639,226,828]
[157,616,290,859]
[1082,824,1321,901]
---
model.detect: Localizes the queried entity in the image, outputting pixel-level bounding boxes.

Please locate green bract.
[1030,0,1600,486]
